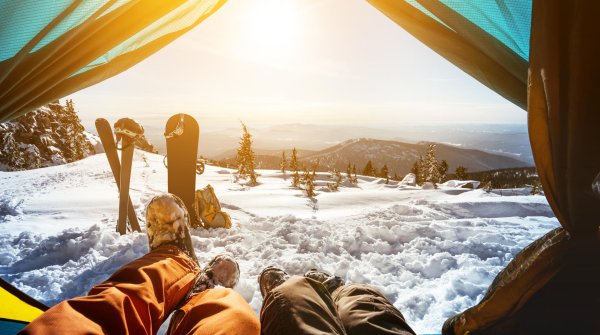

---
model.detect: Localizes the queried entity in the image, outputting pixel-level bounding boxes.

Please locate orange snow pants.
[20,245,260,335]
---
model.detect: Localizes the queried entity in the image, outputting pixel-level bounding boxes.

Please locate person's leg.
[167,287,260,335]
[260,276,347,335]
[332,284,416,335]
[20,245,199,335]
[167,255,259,335]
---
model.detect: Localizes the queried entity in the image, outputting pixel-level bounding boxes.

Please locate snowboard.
[95,118,141,234]
[165,113,201,227]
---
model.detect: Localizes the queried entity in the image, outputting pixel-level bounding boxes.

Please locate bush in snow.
[530,181,542,195]
[328,169,342,191]
[346,163,358,184]
[301,167,316,197]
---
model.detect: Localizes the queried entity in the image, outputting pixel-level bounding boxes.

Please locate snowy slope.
[0,152,559,334]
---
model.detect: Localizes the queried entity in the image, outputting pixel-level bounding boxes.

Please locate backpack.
[194,184,231,229]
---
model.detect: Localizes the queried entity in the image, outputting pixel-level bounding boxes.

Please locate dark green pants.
[260,276,416,335]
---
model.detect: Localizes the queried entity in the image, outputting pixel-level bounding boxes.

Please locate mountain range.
[117,123,533,165]
[215,138,531,176]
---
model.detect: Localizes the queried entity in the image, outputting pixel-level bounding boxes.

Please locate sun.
[243,0,301,62]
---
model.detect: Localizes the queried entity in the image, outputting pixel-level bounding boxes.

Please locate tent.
[1,0,599,333]
[0,278,48,333]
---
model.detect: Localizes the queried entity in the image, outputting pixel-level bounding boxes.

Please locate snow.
[0,152,559,334]
[83,131,103,154]
[443,180,480,189]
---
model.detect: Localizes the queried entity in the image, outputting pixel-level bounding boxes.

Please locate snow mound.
[400,173,416,186]
[0,152,559,334]
[443,180,480,189]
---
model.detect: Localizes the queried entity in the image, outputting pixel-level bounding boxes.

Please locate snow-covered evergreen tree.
[235,122,257,185]
[424,144,442,186]
[0,100,94,171]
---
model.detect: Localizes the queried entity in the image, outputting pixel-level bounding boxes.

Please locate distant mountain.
[211,147,317,161]
[301,138,530,175]
[211,148,318,170]
[214,138,531,175]
[97,121,533,164]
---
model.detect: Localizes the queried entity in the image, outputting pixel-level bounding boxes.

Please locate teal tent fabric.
[0,0,227,122]
[406,0,531,60]
[368,0,530,110]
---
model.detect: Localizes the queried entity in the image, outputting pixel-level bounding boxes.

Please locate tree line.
[231,123,539,194]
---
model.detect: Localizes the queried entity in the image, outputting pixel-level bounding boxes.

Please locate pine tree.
[346,163,353,183]
[455,166,468,180]
[290,147,300,187]
[381,164,389,184]
[438,160,448,183]
[352,164,357,183]
[363,160,375,176]
[280,151,287,173]
[235,122,257,185]
[411,156,425,185]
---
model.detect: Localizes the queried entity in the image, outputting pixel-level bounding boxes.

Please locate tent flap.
[367,0,529,110]
[528,0,600,235]
[0,0,227,123]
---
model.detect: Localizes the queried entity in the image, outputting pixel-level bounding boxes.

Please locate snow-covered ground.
[0,152,559,334]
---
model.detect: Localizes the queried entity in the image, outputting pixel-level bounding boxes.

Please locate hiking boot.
[187,255,240,297]
[145,193,198,263]
[304,269,345,293]
[259,266,290,298]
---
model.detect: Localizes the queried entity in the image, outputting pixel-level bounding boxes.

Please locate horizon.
[75,110,533,164]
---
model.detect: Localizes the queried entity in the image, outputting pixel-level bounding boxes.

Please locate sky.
[69,0,527,131]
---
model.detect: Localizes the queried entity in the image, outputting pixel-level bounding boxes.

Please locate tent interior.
[0,0,599,333]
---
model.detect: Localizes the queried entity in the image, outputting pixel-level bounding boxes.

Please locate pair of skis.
[96,114,202,234]
[96,118,141,234]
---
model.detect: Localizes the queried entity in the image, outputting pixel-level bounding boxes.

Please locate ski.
[165,113,201,227]
[95,118,141,234]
